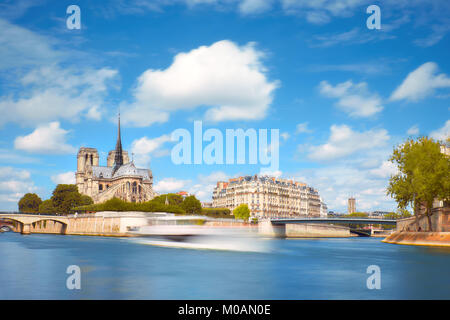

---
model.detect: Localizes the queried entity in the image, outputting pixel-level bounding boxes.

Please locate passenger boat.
[127,214,267,252]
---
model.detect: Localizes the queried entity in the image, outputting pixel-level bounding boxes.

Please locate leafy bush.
[201,207,233,219]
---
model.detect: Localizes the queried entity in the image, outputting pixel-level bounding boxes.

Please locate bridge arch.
[0,217,24,232]
[0,215,69,234]
[30,218,68,234]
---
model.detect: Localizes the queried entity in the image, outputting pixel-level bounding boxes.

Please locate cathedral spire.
[114,111,124,167]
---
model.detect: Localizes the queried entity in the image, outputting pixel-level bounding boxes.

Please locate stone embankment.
[382,231,450,247]
[384,209,450,247]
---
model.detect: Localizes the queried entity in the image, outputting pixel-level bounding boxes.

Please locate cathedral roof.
[92,162,151,180]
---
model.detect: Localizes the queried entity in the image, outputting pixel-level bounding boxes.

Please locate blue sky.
[0,0,449,212]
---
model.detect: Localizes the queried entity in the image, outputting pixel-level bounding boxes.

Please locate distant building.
[348,197,356,214]
[212,174,325,218]
[201,202,213,208]
[319,198,328,217]
[76,115,157,204]
[370,211,391,217]
[440,144,450,156]
[177,191,189,198]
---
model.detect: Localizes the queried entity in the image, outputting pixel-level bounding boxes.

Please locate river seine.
[0,232,449,299]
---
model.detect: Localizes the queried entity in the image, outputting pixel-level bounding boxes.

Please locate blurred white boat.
[127,215,268,252]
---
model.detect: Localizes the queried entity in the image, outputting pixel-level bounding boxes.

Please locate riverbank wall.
[8,212,255,237]
[16,212,152,237]
[383,209,450,246]
[382,231,450,247]
[258,220,350,238]
[396,210,449,232]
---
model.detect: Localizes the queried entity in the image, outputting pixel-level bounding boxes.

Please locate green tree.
[152,193,184,206]
[345,212,368,228]
[233,204,250,221]
[396,208,412,218]
[18,193,42,213]
[387,137,450,231]
[51,184,84,215]
[346,212,368,218]
[39,199,56,214]
[181,196,202,215]
[80,195,94,206]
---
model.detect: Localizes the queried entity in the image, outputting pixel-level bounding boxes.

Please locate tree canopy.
[233,204,250,221]
[181,195,202,214]
[18,193,42,213]
[50,184,92,215]
[39,199,56,214]
[387,137,450,231]
[152,193,184,206]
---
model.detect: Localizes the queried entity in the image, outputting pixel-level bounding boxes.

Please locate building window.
[132,182,137,194]
[99,184,103,191]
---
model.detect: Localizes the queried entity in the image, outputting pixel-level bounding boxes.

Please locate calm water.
[0,232,449,299]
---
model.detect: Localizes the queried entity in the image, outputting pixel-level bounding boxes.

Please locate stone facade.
[76,116,157,204]
[212,175,326,218]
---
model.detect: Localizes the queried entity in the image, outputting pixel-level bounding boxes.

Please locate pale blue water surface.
[0,232,449,299]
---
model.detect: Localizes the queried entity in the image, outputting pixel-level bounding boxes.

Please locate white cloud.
[0,18,62,71]
[0,166,31,181]
[369,161,398,178]
[414,25,450,47]
[51,171,76,185]
[319,80,383,117]
[295,163,396,213]
[281,0,367,18]
[189,171,229,201]
[390,62,450,102]
[102,1,450,47]
[153,178,191,193]
[239,0,273,14]
[121,40,279,126]
[130,134,172,167]
[0,166,37,211]
[0,149,38,164]
[0,19,119,127]
[310,27,395,47]
[259,169,282,177]
[308,124,390,161]
[14,122,76,154]
[430,120,450,141]
[86,105,103,121]
[296,122,311,134]
[305,11,330,24]
[197,171,229,184]
[407,125,419,136]
[0,65,118,127]
[280,132,290,141]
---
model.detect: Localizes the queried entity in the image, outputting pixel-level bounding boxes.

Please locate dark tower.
[112,113,124,174]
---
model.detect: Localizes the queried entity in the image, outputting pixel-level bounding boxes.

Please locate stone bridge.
[0,214,69,234]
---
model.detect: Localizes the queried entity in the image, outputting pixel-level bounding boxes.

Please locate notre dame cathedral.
[76,115,157,204]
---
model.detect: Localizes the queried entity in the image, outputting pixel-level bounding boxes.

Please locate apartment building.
[212,175,326,218]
